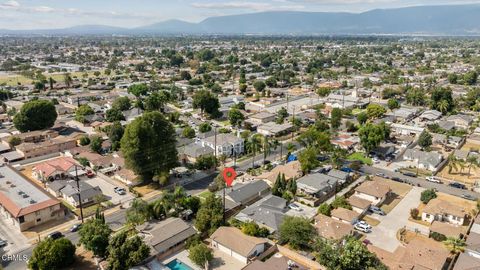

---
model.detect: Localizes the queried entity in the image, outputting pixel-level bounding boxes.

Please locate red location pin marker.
[222,167,237,187]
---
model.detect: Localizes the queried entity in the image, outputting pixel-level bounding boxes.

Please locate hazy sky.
[1,0,479,29]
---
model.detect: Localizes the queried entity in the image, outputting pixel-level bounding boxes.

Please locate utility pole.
[214,127,217,168]
[223,181,226,224]
[291,106,295,141]
[75,165,84,223]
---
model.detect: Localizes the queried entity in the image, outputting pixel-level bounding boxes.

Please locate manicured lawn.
[196,190,213,201]
[347,152,372,165]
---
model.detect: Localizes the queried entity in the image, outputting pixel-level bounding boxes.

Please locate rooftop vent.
[6,181,10,184]
[17,191,24,195]
[29,199,36,204]
[22,194,29,198]
[10,184,15,188]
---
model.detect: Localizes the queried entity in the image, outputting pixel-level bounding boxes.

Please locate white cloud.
[3,0,19,7]
[192,1,305,11]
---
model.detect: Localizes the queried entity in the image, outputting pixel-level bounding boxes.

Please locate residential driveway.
[84,176,134,205]
[285,203,317,219]
[366,186,427,252]
[0,216,30,255]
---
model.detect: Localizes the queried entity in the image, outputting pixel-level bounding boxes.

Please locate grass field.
[347,152,372,165]
[0,71,101,86]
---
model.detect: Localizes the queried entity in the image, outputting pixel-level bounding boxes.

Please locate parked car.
[354,223,371,233]
[392,176,402,182]
[288,203,302,211]
[375,173,386,178]
[449,182,467,190]
[402,172,417,177]
[70,224,82,232]
[0,240,7,248]
[369,206,386,216]
[86,170,95,178]
[461,194,476,201]
[114,187,126,195]
[48,231,63,240]
[426,176,442,184]
[356,221,372,230]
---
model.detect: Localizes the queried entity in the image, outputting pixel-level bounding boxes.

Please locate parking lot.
[0,216,30,255]
[84,176,134,205]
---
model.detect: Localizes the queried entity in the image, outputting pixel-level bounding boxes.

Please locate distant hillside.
[2,4,480,36]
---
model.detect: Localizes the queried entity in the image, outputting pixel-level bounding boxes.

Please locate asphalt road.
[361,165,480,199]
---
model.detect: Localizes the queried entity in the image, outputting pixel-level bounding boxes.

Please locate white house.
[422,198,466,226]
[199,133,244,157]
[210,226,267,264]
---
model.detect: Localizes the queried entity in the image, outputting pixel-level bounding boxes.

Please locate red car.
[86,170,95,178]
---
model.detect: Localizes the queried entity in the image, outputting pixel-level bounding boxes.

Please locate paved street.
[366,187,426,252]
[361,165,480,199]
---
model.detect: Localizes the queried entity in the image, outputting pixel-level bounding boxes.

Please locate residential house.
[0,164,64,231]
[218,180,270,213]
[247,112,276,125]
[257,122,293,137]
[58,181,103,207]
[446,114,474,129]
[327,169,350,184]
[354,179,391,206]
[331,208,360,225]
[235,195,287,233]
[421,198,466,226]
[419,110,442,121]
[15,136,77,159]
[314,214,355,241]
[210,226,268,264]
[390,123,424,136]
[296,173,338,200]
[138,218,197,259]
[403,149,443,172]
[257,160,302,186]
[347,196,372,215]
[32,156,79,182]
[178,142,214,163]
[453,216,480,270]
[199,133,244,157]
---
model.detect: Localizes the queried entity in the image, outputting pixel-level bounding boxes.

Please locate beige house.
[16,136,77,159]
[314,214,354,240]
[0,164,64,231]
[331,208,360,225]
[421,198,466,226]
[347,195,372,215]
[354,180,391,206]
[210,227,268,264]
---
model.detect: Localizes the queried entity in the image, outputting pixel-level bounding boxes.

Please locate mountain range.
[2,4,480,36]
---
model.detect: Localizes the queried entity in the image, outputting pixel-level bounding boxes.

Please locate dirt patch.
[362,215,381,226]
[376,178,413,213]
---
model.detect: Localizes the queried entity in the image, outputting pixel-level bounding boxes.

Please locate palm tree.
[248,134,263,169]
[467,156,479,177]
[262,135,273,165]
[150,199,165,219]
[447,155,459,174]
[64,72,73,88]
[443,237,466,254]
[459,161,466,175]
[437,99,449,114]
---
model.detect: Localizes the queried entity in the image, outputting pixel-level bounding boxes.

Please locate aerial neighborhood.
[1,25,480,270]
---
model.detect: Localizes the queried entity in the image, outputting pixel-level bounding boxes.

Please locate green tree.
[366,103,386,119]
[467,156,479,176]
[195,155,217,170]
[112,97,131,111]
[420,189,437,204]
[108,121,124,151]
[182,126,196,139]
[358,122,390,154]
[79,136,90,146]
[443,237,466,254]
[298,147,319,174]
[188,243,213,268]
[75,104,94,123]
[126,198,153,226]
[199,122,212,133]
[418,130,432,150]
[228,108,244,127]
[13,100,57,132]
[241,221,270,237]
[144,91,170,112]
[28,238,76,270]
[121,112,177,182]
[253,80,266,92]
[106,108,125,122]
[330,108,342,129]
[318,203,332,216]
[106,231,150,270]
[331,196,352,210]
[192,90,220,118]
[279,216,316,250]
[276,107,289,124]
[127,84,148,98]
[464,71,478,85]
[387,98,400,110]
[356,112,368,125]
[7,136,21,147]
[79,217,111,257]
[194,193,224,235]
[431,87,454,114]
[90,136,103,154]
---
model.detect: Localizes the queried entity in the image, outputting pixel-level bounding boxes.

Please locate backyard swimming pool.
[166,259,194,270]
